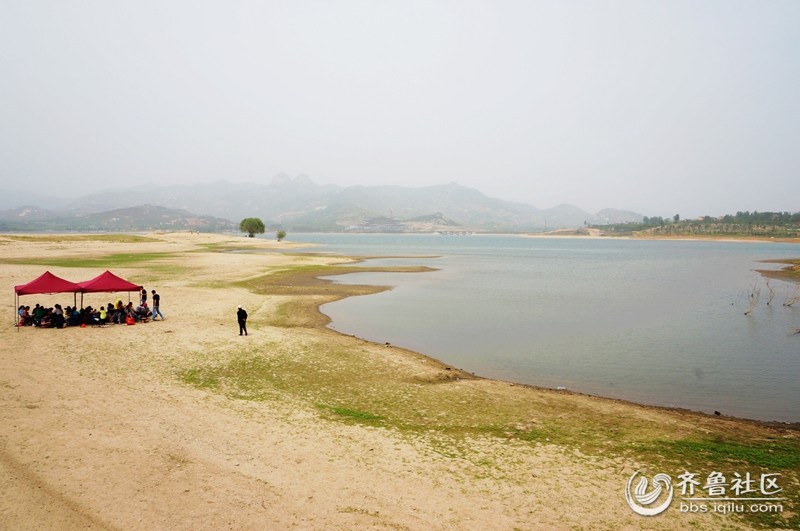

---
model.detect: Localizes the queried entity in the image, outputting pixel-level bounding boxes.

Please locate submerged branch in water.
[745,282,761,315]
[766,280,776,306]
[784,284,800,307]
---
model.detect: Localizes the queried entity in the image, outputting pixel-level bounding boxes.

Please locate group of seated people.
[17,300,153,328]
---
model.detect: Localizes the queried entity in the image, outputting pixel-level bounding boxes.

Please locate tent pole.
[15,291,19,332]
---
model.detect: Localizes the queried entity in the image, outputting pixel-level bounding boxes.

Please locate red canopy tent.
[76,270,141,307]
[14,271,82,328]
[14,271,82,296]
[77,270,141,293]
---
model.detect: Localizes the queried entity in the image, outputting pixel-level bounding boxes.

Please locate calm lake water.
[286,233,800,422]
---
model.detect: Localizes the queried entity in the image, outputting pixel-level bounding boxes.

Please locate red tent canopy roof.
[14,271,82,296]
[76,270,141,293]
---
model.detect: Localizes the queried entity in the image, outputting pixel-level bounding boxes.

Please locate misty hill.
[0,204,235,232]
[0,176,641,232]
[0,206,60,222]
[591,208,645,225]
[0,189,68,211]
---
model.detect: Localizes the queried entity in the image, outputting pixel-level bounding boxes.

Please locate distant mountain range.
[0,204,236,232]
[0,176,642,232]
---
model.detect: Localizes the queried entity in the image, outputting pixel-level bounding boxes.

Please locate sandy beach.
[1,232,797,530]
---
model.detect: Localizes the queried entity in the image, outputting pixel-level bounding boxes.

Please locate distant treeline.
[704,211,800,224]
[592,211,800,237]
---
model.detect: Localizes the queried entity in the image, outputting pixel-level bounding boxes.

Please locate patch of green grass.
[2,234,161,243]
[181,367,219,390]
[180,353,287,402]
[4,251,176,268]
[650,439,800,469]
[316,404,386,426]
[194,241,312,253]
[642,438,800,529]
[748,505,799,530]
[179,343,610,450]
[511,427,550,442]
[195,242,248,253]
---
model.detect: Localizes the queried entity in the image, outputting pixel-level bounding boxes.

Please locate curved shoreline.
[757,258,800,283]
[266,252,800,430]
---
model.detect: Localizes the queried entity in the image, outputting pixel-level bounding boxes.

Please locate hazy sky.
[1,1,798,217]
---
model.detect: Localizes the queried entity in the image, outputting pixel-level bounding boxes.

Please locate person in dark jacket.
[151,290,164,320]
[237,305,248,336]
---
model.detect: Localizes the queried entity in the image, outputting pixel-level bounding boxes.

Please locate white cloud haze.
[1,0,798,217]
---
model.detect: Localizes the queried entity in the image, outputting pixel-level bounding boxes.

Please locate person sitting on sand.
[68,307,81,327]
[134,302,151,322]
[112,301,126,324]
[32,304,45,326]
[52,304,65,329]
[39,308,53,328]
[81,306,98,326]
[18,306,31,326]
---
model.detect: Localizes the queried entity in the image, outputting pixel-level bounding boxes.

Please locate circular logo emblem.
[625,470,674,516]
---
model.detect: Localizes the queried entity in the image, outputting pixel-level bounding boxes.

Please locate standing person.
[140,287,147,306]
[151,289,164,320]
[237,305,248,336]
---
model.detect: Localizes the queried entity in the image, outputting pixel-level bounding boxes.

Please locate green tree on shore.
[240,217,265,238]
[276,230,287,242]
